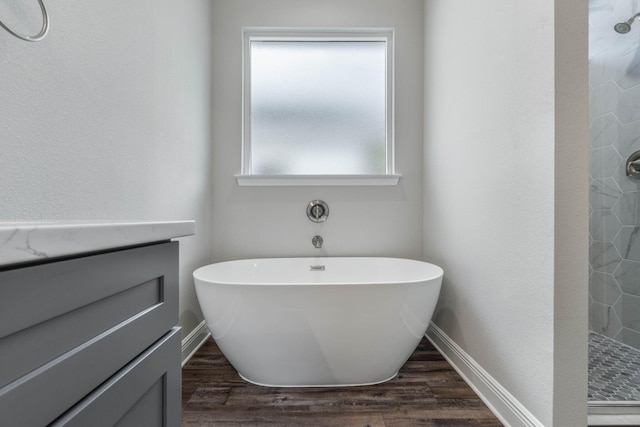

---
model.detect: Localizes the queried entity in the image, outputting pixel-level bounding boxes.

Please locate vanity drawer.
[51,327,181,427]
[0,242,178,427]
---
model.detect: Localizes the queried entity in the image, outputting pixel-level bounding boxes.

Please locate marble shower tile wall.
[590,0,640,350]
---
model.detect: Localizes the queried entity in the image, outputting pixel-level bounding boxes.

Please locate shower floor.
[589,332,640,402]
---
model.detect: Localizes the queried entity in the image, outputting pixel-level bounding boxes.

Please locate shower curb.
[426,322,544,427]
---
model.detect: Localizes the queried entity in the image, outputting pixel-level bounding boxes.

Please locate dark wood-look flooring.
[182,337,504,426]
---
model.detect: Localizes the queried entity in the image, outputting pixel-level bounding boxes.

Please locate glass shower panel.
[589,0,640,350]
[249,41,387,175]
[589,0,640,409]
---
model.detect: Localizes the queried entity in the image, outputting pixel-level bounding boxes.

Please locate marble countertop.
[0,220,195,268]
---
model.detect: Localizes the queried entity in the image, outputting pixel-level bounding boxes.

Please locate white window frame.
[236,27,400,186]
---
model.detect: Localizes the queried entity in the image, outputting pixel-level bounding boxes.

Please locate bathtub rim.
[193,256,444,287]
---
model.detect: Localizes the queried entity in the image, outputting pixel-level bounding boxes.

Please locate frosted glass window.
[243,32,393,176]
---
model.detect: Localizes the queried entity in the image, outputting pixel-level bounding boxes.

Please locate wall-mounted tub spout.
[312,235,323,249]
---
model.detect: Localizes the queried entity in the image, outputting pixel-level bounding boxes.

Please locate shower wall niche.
[590,0,640,350]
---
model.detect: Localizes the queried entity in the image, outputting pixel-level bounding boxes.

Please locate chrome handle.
[307,200,329,223]
[626,150,640,178]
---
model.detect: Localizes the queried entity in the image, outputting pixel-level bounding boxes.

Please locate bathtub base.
[237,371,399,388]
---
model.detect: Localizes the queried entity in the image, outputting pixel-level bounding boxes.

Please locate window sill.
[235,174,402,187]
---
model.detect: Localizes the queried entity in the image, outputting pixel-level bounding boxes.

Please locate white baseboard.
[181,320,211,367]
[426,322,543,427]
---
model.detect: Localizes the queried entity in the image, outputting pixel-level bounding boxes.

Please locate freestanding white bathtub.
[193,257,443,387]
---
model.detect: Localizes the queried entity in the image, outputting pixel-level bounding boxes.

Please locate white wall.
[0,0,213,338]
[553,0,590,424]
[423,0,588,425]
[211,0,425,262]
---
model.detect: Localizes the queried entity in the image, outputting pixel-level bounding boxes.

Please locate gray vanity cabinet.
[0,241,181,427]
